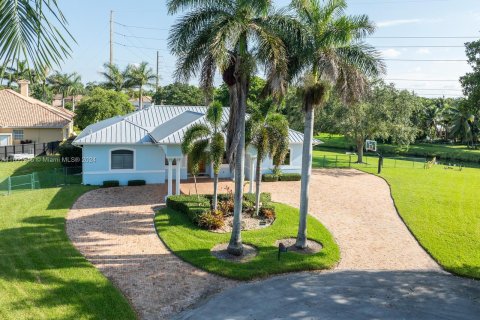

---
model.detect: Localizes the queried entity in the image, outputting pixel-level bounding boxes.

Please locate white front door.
[0,135,10,146]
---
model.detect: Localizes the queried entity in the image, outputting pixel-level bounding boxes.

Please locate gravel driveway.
[67,169,451,319]
[66,185,236,320]
[183,169,440,271]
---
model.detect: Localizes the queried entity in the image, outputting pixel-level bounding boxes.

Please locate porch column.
[175,157,182,195]
[167,157,173,197]
[249,155,256,194]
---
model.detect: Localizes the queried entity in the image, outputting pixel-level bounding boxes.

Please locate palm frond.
[0,0,73,72]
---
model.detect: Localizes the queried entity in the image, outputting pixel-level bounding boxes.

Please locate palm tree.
[246,103,289,215]
[0,0,73,72]
[447,105,477,146]
[288,0,385,249]
[168,0,295,256]
[100,63,130,92]
[69,73,84,112]
[125,62,156,110]
[182,101,226,210]
[48,72,82,109]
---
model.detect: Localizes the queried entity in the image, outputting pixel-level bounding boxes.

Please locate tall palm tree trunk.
[254,154,262,216]
[139,86,143,110]
[296,107,314,249]
[227,72,247,256]
[227,85,239,167]
[213,172,219,211]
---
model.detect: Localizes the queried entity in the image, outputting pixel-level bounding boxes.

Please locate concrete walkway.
[176,271,480,320]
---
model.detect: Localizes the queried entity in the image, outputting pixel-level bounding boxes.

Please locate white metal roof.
[73,105,320,145]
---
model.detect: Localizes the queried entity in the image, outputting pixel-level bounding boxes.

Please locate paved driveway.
[176,271,480,320]
[178,169,479,319]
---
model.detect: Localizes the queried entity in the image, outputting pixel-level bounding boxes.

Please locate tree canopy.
[75,88,134,129]
[153,82,205,106]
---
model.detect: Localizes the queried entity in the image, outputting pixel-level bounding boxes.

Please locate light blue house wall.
[81,143,303,186]
[244,143,303,180]
[82,144,166,185]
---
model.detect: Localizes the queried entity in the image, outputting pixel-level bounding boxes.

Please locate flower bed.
[166,190,275,231]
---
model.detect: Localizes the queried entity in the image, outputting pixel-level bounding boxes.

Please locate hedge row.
[166,195,210,222]
[101,179,146,187]
[262,173,301,182]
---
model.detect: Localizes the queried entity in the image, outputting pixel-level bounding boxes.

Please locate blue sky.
[59,0,480,98]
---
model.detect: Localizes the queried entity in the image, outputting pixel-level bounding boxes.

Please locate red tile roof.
[0,89,74,128]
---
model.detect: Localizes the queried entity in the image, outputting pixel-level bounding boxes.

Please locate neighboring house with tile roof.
[0,80,74,146]
[129,96,154,110]
[73,105,321,196]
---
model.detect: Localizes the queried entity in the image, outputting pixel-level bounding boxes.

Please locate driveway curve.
[183,169,440,271]
[66,185,236,320]
[66,169,478,320]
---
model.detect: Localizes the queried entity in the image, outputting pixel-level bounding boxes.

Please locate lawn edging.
[154,202,340,280]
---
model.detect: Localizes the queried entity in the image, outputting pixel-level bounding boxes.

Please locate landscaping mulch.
[210,243,258,263]
[212,215,273,233]
[275,238,323,254]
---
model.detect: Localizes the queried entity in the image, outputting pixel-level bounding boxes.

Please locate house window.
[111,149,134,170]
[13,129,24,140]
[282,150,291,166]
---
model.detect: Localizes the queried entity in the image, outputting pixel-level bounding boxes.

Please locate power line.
[114,32,167,41]
[114,41,169,52]
[376,45,464,48]
[370,36,478,39]
[398,88,463,92]
[384,58,467,62]
[384,78,459,82]
[114,21,168,31]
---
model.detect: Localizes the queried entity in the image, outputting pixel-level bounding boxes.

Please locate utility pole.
[109,10,114,65]
[156,50,160,90]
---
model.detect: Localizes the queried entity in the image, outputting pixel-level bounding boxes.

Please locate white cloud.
[380,48,402,58]
[376,19,421,27]
[416,48,431,55]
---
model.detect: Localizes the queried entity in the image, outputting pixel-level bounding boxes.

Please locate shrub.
[279,173,301,181]
[243,192,271,203]
[197,210,225,230]
[166,195,210,222]
[102,180,119,188]
[58,141,82,167]
[242,200,255,212]
[127,180,146,186]
[260,203,276,220]
[262,174,278,182]
[260,207,276,220]
[218,199,234,216]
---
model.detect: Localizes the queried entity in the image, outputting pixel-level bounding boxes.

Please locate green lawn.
[0,186,136,319]
[155,203,340,280]
[318,133,480,164]
[313,148,480,279]
[0,156,62,180]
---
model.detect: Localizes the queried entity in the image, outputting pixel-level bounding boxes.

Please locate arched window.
[111,149,134,170]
